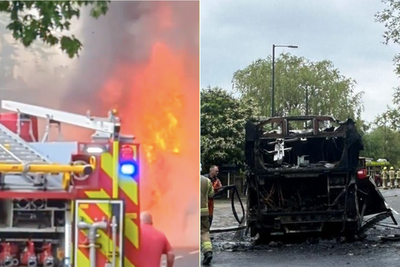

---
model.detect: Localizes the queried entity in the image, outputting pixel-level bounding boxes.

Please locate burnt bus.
[245,116,392,240]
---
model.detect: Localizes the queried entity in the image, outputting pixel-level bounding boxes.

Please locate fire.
[97,2,200,248]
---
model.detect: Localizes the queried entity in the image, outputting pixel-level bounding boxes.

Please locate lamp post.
[305,85,309,115]
[271,44,298,117]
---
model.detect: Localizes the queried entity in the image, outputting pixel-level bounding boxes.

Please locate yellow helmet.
[391,166,394,170]
[384,167,387,170]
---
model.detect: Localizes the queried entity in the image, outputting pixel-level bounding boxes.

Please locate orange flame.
[98,2,199,248]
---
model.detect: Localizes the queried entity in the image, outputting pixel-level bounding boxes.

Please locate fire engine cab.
[0,100,140,267]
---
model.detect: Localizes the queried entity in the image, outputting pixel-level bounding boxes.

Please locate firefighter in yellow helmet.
[389,166,396,189]
[201,164,214,265]
[382,166,388,189]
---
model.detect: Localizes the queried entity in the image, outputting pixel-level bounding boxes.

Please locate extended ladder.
[0,123,49,163]
[1,100,123,142]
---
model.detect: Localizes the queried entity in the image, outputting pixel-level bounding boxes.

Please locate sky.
[200,0,400,123]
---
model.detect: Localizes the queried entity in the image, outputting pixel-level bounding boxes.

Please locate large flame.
[96,3,200,247]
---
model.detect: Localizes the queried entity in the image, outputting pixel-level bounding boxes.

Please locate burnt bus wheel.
[250,226,257,237]
[256,230,272,244]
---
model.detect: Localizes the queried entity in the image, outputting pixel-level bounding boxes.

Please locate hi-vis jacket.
[201,175,214,217]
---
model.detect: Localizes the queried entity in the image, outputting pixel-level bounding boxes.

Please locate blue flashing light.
[119,160,138,177]
[120,163,135,175]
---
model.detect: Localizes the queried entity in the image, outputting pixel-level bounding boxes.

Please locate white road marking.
[162,255,184,264]
[391,208,399,215]
[161,250,199,266]
[384,201,399,214]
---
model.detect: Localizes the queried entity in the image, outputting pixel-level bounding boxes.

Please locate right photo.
[200,0,400,266]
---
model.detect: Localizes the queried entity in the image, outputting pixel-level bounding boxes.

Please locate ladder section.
[0,123,49,163]
[1,100,121,138]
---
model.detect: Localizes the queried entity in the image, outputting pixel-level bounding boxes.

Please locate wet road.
[208,189,400,267]
[161,247,199,267]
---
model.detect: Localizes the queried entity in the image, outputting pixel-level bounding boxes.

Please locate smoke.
[62,2,151,109]
[62,1,198,111]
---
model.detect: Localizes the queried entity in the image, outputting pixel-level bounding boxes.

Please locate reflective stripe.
[201,241,212,253]
[201,175,214,211]
[201,207,209,216]
[208,180,214,198]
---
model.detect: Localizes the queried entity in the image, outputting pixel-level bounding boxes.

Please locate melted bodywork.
[245,115,393,239]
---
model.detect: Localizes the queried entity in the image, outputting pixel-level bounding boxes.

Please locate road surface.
[161,247,199,267]
[207,189,400,267]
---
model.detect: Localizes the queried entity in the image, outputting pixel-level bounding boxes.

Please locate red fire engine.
[0,100,140,267]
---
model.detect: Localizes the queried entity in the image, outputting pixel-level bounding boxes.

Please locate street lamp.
[271,44,298,117]
[305,85,309,115]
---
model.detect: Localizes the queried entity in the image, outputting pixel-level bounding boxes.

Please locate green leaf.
[90,1,110,18]
[60,35,82,58]
[0,1,10,11]
[21,26,38,46]
[0,0,110,58]
[46,34,59,45]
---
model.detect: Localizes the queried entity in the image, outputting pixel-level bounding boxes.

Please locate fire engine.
[0,100,140,267]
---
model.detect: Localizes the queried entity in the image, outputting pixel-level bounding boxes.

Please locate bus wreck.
[245,115,394,240]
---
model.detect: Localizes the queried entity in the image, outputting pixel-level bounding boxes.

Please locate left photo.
[0,1,200,267]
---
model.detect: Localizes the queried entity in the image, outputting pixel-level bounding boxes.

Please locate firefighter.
[201,167,215,265]
[206,165,222,228]
[382,167,388,189]
[389,166,396,189]
[397,168,400,188]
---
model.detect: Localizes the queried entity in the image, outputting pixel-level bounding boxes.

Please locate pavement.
[207,189,400,267]
[381,188,400,214]
[210,198,244,231]
[160,247,199,267]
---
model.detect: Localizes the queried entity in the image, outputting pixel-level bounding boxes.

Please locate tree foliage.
[232,53,364,121]
[365,86,400,167]
[372,1,400,163]
[201,86,261,169]
[376,0,400,74]
[362,125,400,166]
[373,86,400,130]
[0,1,110,58]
